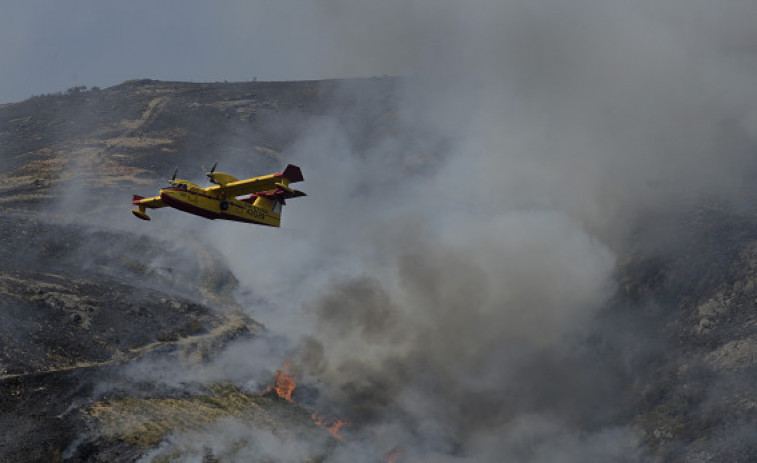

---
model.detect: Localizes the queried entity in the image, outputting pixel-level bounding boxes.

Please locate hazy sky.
[0,0,388,104]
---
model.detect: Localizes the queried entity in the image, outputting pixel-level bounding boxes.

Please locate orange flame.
[272,361,295,401]
[267,362,350,442]
[311,412,348,440]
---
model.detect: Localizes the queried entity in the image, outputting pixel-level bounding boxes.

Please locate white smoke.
[117,1,757,460]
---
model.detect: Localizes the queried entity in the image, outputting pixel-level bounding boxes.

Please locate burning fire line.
[270,361,295,401]
[311,413,348,441]
[266,362,401,460]
[267,361,349,441]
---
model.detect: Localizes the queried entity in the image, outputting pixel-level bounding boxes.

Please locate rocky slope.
[613,203,757,461]
[1,78,757,461]
[0,79,392,461]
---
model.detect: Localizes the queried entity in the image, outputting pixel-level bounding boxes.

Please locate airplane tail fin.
[280,164,304,183]
[244,164,305,209]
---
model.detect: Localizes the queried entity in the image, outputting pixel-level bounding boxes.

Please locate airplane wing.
[132,195,166,208]
[204,164,304,198]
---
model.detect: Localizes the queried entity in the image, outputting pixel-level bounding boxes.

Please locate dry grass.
[89,386,284,447]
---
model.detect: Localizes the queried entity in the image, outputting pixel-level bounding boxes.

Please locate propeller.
[203,161,218,181]
[171,167,179,182]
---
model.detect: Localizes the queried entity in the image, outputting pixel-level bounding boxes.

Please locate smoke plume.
[197,1,757,461]
[75,1,757,460]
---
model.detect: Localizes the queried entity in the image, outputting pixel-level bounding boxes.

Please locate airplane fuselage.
[131,164,304,225]
[160,187,280,227]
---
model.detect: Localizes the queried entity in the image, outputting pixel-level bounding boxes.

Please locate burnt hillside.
[0,78,409,462]
[1,77,757,461]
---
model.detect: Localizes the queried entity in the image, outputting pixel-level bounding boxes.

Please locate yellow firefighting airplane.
[131,163,305,227]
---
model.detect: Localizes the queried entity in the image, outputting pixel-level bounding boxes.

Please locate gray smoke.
[198,1,757,461]
[59,1,757,460]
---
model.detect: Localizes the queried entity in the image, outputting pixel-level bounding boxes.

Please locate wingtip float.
[131,164,305,227]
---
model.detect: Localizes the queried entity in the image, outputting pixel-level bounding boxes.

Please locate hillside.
[0,78,397,461]
[2,77,757,461]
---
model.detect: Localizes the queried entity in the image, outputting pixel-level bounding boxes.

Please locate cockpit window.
[272,200,282,214]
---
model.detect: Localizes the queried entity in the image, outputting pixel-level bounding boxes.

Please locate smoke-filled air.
[126,1,757,461]
[4,0,757,461]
